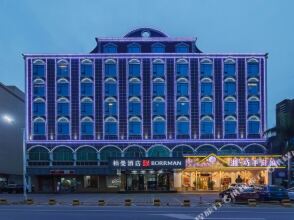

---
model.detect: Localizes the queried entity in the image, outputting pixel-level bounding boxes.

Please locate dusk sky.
[0,0,293,127]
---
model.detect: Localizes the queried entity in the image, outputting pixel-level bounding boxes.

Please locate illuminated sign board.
[185,154,283,168]
[110,158,185,169]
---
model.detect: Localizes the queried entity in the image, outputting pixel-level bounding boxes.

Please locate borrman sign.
[110,158,185,170]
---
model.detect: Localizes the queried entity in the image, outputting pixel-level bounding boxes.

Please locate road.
[0,205,293,220]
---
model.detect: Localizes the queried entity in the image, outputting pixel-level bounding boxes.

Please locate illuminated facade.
[24,28,269,192]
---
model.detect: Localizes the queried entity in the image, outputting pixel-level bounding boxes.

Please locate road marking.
[152,214,194,219]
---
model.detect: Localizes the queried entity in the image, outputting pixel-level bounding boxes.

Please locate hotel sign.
[185,154,283,168]
[110,157,185,169]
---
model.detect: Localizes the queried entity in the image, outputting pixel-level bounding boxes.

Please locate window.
[81,121,93,135]
[81,82,93,97]
[57,83,69,97]
[53,148,73,161]
[148,145,170,157]
[57,121,69,135]
[125,147,145,157]
[152,43,165,53]
[200,63,213,77]
[224,101,236,115]
[33,84,45,97]
[177,82,189,97]
[224,81,236,96]
[248,83,259,96]
[57,102,69,116]
[105,100,117,116]
[201,118,213,135]
[224,63,236,76]
[77,147,97,161]
[105,121,117,135]
[153,63,164,77]
[128,43,141,53]
[201,101,213,115]
[201,82,213,96]
[177,118,189,135]
[129,63,140,77]
[248,120,260,134]
[105,63,116,77]
[81,102,93,116]
[153,100,165,116]
[103,43,117,53]
[175,43,189,53]
[248,62,259,77]
[100,147,121,161]
[129,121,141,136]
[129,82,141,97]
[33,102,45,116]
[81,62,93,77]
[33,61,45,78]
[57,61,69,77]
[225,120,236,135]
[29,147,49,161]
[177,101,189,115]
[105,81,117,97]
[129,101,141,116]
[248,100,259,115]
[153,118,166,135]
[176,64,188,77]
[153,82,165,97]
[33,121,45,135]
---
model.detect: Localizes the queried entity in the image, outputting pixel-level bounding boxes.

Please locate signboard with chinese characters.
[110,158,185,170]
[185,154,284,169]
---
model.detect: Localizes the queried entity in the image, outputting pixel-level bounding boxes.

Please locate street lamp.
[1,114,27,201]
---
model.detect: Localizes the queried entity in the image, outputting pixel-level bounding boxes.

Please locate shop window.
[29,147,49,161]
[53,147,73,161]
[76,147,97,161]
[124,146,145,157]
[172,145,193,157]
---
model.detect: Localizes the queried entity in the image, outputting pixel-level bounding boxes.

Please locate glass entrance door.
[197,173,212,190]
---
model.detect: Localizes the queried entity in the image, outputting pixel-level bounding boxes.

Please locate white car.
[287,187,294,200]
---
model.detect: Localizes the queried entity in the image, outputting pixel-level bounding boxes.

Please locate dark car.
[233,188,259,203]
[258,185,289,201]
[2,184,23,194]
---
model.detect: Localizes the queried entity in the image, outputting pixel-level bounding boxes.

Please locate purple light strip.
[96,37,196,42]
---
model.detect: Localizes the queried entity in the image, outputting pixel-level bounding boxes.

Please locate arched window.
[105,117,118,135]
[105,97,117,116]
[176,60,188,77]
[196,145,218,155]
[129,60,140,77]
[129,78,141,97]
[105,59,117,77]
[148,145,170,157]
[33,79,45,97]
[219,145,242,155]
[200,116,214,137]
[81,117,94,135]
[33,60,45,78]
[201,79,213,96]
[200,60,213,77]
[127,43,141,53]
[248,116,260,134]
[175,43,189,53]
[224,116,237,136]
[124,146,145,157]
[80,59,93,77]
[177,97,189,116]
[57,98,69,116]
[33,117,45,135]
[81,97,93,116]
[247,59,259,77]
[153,60,164,77]
[248,97,260,115]
[177,78,189,97]
[153,97,165,116]
[224,78,236,96]
[152,43,165,53]
[224,59,236,77]
[176,116,189,136]
[224,96,236,115]
[80,78,93,97]
[129,117,142,136]
[172,145,193,157]
[76,147,97,161]
[129,97,141,116]
[100,146,121,161]
[153,78,165,97]
[53,147,73,161]
[29,147,49,161]
[104,78,117,97]
[57,117,70,135]
[201,97,213,115]
[33,98,45,116]
[244,145,266,154]
[153,116,166,136]
[57,79,69,97]
[248,81,259,96]
[57,60,69,78]
[103,43,117,53]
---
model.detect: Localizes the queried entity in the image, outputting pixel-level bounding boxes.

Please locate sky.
[0,0,293,128]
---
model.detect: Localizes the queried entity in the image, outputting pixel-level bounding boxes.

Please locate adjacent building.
[0,82,24,185]
[24,28,280,192]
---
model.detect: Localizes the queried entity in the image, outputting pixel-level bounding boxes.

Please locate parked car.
[1,184,23,194]
[233,187,260,203]
[258,185,289,201]
[287,187,294,200]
